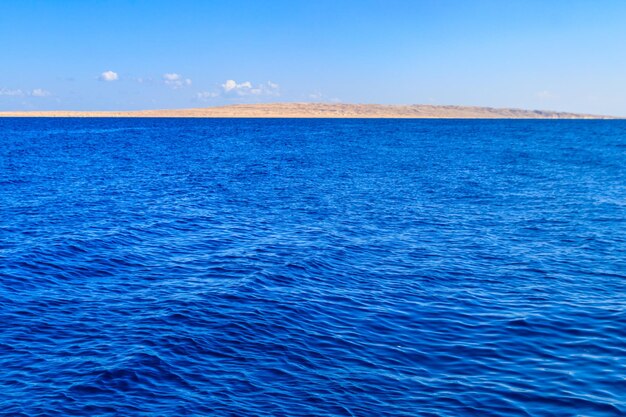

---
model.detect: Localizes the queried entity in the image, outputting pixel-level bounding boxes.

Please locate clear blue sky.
[2,0,626,114]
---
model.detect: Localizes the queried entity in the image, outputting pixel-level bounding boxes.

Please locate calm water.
[1,118,625,416]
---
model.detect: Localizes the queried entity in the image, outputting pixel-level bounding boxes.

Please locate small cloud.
[222,79,251,93]
[308,92,323,100]
[163,73,192,88]
[221,79,279,97]
[30,88,51,97]
[133,76,155,84]
[193,79,280,101]
[196,91,219,101]
[1,87,52,98]
[254,81,280,96]
[0,88,24,96]
[99,70,119,81]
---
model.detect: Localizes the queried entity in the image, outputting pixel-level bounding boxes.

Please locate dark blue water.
[1,118,625,416]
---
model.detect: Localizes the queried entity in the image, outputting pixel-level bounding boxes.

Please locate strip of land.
[0,103,616,119]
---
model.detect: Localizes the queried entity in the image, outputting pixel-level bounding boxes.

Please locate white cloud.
[221,79,279,96]
[163,73,192,88]
[193,79,281,101]
[0,88,24,96]
[31,88,51,97]
[99,70,119,81]
[255,81,280,96]
[0,87,53,99]
[222,79,251,93]
[163,73,181,81]
[133,77,156,84]
[196,91,219,101]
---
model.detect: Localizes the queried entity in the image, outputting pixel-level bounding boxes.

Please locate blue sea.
[1,118,625,416]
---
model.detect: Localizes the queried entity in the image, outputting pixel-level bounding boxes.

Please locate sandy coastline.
[0,103,616,119]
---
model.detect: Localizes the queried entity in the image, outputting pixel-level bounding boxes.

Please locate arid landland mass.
[0,103,616,119]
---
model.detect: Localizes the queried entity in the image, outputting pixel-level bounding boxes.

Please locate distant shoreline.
[0,103,618,119]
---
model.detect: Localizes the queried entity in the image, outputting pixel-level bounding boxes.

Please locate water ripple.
[1,118,625,416]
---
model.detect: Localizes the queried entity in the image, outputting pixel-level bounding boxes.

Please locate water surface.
[1,118,625,416]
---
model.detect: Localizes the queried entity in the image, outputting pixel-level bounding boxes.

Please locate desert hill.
[0,103,616,119]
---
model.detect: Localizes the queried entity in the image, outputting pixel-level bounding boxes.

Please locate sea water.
[1,118,625,416]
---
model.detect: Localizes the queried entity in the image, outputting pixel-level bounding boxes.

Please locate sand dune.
[0,103,616,119]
